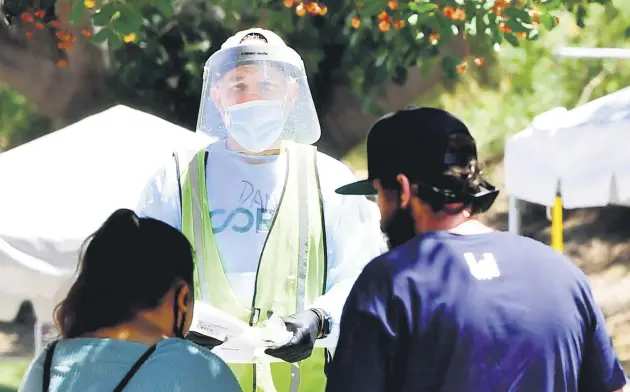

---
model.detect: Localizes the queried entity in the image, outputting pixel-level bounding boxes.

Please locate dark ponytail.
[54,208,194,339]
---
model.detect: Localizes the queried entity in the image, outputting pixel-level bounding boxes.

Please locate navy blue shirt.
[326,231,626,392]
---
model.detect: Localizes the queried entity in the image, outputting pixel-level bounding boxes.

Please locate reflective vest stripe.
[186,150,209,302]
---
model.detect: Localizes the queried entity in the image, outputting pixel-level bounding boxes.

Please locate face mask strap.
[172,286,187,339]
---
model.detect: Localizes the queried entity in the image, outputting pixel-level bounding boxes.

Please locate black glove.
[264,309,322,363]
[186,331,225,350]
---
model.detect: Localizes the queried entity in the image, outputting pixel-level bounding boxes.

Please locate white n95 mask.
[225,100,286,153]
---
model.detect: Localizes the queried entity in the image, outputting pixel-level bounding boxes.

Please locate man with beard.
[325,107,627,392]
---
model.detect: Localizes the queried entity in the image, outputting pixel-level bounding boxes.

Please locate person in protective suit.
[135,28,386,392]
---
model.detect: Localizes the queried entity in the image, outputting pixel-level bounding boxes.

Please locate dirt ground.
[2,162,630,372]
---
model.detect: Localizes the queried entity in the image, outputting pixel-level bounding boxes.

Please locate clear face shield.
[196,43,321,153]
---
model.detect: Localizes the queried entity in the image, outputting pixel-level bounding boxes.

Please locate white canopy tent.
[0,105,211,327]
[504,86,630,249]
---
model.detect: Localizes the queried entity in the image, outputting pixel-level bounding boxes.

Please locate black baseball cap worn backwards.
[336,107,499,214]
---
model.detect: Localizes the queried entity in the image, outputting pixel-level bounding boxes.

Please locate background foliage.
[0,0,628,159]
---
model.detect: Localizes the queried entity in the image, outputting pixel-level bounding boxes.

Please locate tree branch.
[577,68,608,106]
[0,1,109,125]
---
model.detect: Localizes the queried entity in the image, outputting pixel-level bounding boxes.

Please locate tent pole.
[508,196,520,235]
[551,196,564,253]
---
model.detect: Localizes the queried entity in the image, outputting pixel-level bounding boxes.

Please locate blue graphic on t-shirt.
[210,180,277,234]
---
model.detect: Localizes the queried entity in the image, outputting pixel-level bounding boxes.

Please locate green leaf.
[576,4,587,28]
[409,2,438,13]
[69,0,85,24]
[504,32,520,47]
[118,4,144,30]
[92,3,116,26]
[375,52,387,67]
[441,56,460,80]
[392,66,408,85]
[504,7,532,24]
[489,19,502,44]
[349,31,362,48]
[539,12,555,29]
[155,0,174,17]
[90,27,111,44]
[475,13,487,37]
[506,19,530,33]
[107,31,123,50]
[419,58,433,76]
[356,0,385,17]
[361,96,383,116]
[540,0,563,10]
[373,66,389,85]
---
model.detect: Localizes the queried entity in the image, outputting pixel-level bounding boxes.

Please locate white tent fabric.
[0,105,211,323]
[505,86,630,209]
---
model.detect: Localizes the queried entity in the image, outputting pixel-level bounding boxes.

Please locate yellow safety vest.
[175,141,328,392]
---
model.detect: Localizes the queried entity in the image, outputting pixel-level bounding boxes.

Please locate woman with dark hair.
[18,208,241,392]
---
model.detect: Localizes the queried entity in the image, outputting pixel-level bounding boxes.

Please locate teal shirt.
[19,338,242,392]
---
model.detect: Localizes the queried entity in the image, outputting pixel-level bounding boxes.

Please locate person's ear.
[396,174,412,209]
[176,284,192,313]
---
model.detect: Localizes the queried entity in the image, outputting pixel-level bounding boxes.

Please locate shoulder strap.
[42,340,59,392]
[112,344,158,392]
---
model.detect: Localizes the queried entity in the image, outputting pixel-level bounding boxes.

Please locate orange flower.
[442,6,455,19]
[305,2,318,13]
[57,59,68,68]
[82,28,92,37]
[35,22,44,29]
[378,20,391,32]
[35,9,45,19]
[283,0,294,7]
[528,8,540,23]
[494,0,510,7]
[474,57,484,66]
[429,31,440,44]
[351,16,361,28]
[377,11,390,23]
[491,6,502,16]
[57,42,65,48]
[296,3,306,16]
[21,12,34,22]
[394,19,406,30]
[25,31,34,39]
[355,3,363,8]
[456,62,468,74]
[499,22,511,33]
[452,8,466,21]
[516,32,527,40]
[50,19,60,27]
[387,0,398,10]
[318,5,328,15]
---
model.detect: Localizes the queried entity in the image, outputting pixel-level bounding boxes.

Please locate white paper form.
[189,301,293,363]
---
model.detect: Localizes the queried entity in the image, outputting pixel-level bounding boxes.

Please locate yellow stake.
[551,196,563,253]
